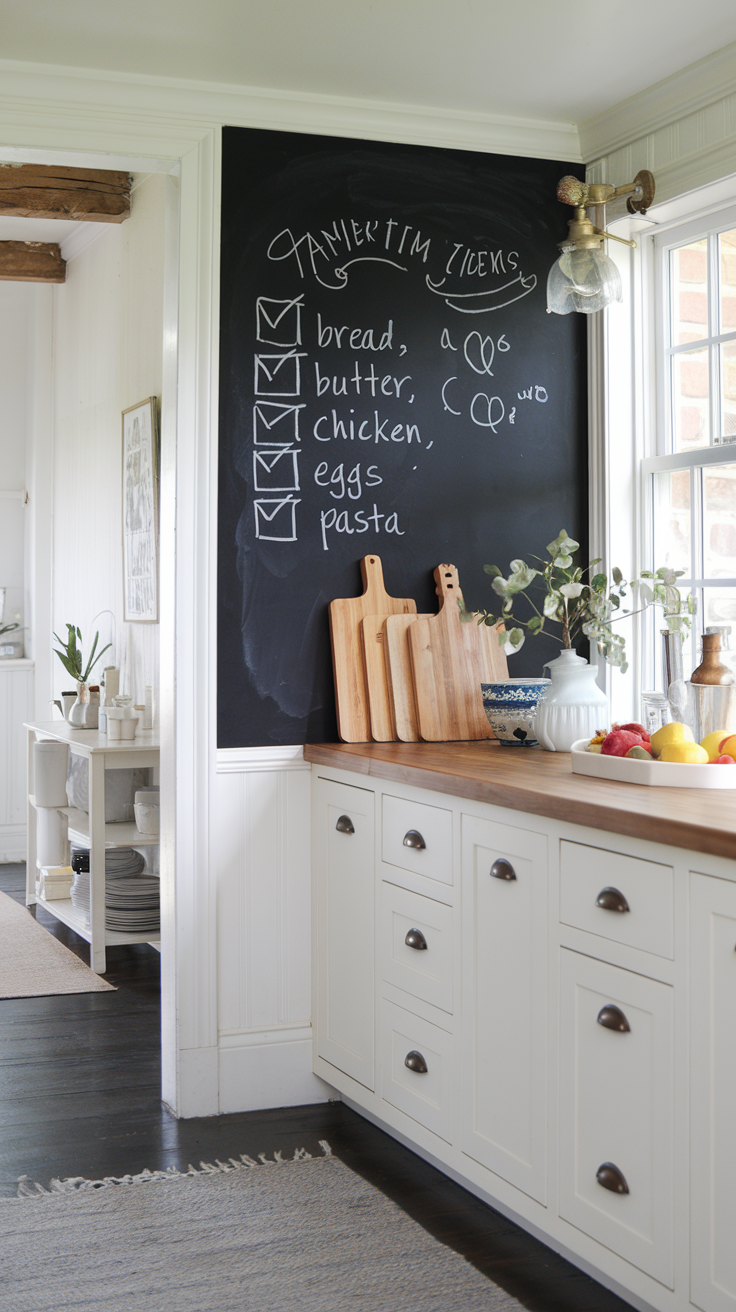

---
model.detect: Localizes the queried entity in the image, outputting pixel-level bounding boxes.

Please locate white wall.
[50,173,165,708]
[0,282,32,643]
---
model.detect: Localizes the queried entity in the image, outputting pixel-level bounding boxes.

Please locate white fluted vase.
[534,649,608,752]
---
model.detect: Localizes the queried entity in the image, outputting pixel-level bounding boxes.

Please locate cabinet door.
[315,778,375,1089]
[690,872,736,1312]
[461,814,548,1203]
[559,950,673,1288]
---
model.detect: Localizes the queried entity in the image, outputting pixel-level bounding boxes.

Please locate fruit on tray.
[718,733,736,759]
[700,729,732,760]
[618,722,651,740]
[659,741,709,764]
[625,745,653,760]
[711,754,736,765]
[650,721,694,756]
[601,728,652,757]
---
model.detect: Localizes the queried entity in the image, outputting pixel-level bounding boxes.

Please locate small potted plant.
[53,624,112,728]
[464,531,694,751]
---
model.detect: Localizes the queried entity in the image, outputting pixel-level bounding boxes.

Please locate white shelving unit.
[25,720,160,973]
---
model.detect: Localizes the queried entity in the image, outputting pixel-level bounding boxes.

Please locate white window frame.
[642,201,736,683]
[591,180,736,723]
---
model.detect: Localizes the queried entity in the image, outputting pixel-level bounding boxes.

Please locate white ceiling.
[2,0,736,126]
[0,218,82,244]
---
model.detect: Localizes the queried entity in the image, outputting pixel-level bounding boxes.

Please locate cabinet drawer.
[382,794,453,886]
[316,778,375,1090]
[381,998,453,1142]
[381,882,453,1013]
[560,840,674,959]
[559,950,673,1287]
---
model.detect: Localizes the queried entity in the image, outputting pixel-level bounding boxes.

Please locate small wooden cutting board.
[383,613,433,742]
[408,564,508,741]
[329,555,416,742]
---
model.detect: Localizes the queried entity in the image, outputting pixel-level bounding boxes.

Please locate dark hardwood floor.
[0,863,632,1311]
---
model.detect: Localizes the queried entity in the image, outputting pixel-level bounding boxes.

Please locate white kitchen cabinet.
[461,813,548,1204]
[690,872,736,1312]
[559,949,674,1287]
[0,660,33,862]
[314,776,375,1089]
[309,744,736,1312]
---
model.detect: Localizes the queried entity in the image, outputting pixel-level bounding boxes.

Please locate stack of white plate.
[70,847,160,933]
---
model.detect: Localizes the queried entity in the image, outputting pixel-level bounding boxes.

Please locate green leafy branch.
[53,623,111,685]
[459,530,696,675]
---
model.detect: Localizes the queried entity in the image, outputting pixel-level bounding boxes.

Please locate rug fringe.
[16,1141,333,1198]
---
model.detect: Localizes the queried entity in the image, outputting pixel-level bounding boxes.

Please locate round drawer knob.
[404,1050,428,1074]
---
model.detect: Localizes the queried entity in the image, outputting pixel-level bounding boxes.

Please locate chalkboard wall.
[218,126,587,748]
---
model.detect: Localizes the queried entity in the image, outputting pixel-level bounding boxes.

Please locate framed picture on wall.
[122,397,159,623]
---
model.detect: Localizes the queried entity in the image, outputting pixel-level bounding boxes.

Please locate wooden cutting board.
[408,564,508,741]
[329,555,416,742]
[383,613,433,743]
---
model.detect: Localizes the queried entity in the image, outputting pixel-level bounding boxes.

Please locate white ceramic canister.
[36,806,69,868]
[33,740,69,807]
[534,648,609,752]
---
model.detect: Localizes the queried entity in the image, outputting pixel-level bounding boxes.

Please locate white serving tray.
[570,739,736,789]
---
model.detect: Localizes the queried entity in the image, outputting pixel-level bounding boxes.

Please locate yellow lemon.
[650,722,694,757]
[700,730,733,761]
[660,741,709,764]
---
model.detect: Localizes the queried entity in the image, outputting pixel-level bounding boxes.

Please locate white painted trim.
[0,489,25,500]
[0,822,26,863]
[219,1022,311,1047]
[0,58,581,162]
[216,745,309,773]
[579,41,736,162]
[0,659,33,669]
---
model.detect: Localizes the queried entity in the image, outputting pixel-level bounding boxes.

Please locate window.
[645,207,736,675]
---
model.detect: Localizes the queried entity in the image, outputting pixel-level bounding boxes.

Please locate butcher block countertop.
[303,740,736,861]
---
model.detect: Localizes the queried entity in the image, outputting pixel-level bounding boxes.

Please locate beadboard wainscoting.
[213,749,333,1112]
[0,661,33,862]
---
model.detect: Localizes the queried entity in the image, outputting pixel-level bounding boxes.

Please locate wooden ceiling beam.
[0,164,130,223]
[0,241,66,284]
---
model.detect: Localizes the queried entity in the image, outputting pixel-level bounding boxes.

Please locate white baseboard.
[218,1025,335,1113]
[0,823,26,863]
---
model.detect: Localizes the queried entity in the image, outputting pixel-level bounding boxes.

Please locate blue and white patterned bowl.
[481,679,551,747]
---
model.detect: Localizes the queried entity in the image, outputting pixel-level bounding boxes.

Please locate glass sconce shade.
[546,245,623,314]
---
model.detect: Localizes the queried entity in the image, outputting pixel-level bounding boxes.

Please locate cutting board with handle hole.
[383,613,433,742]
[408,564,508,741]
[329,555,416,742]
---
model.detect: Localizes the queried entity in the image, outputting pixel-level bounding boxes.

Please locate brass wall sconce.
[546,170,655,315]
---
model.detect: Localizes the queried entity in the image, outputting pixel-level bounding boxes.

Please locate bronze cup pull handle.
[404,1050,428,1074]
[403,830,426,850]
[595,886,630,913]
[335,815,355,834]
[596,1162,629,1194]
[597,1005,631,1033]
[490,858,516,881]
[405,928,428,951]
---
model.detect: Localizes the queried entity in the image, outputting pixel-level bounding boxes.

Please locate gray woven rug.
[2,1145,524,1311]
[0,890,114,998]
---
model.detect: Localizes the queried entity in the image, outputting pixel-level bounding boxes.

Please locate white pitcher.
[534,649,608,752]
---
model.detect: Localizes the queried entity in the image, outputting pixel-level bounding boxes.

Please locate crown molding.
[579,40,736,163]
[0,58,580,163]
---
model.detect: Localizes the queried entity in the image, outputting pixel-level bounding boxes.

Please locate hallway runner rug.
[0,889,114,997]
[2,1145,524,1311]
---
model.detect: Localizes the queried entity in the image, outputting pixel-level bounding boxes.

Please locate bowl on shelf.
[481,679,551,747]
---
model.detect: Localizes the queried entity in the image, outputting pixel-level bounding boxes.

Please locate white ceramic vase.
[68,682,99,729]
[534,649,608,752]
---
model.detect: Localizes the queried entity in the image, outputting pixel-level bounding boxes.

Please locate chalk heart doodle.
[463,331,510,376]
[470,393,505,432]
